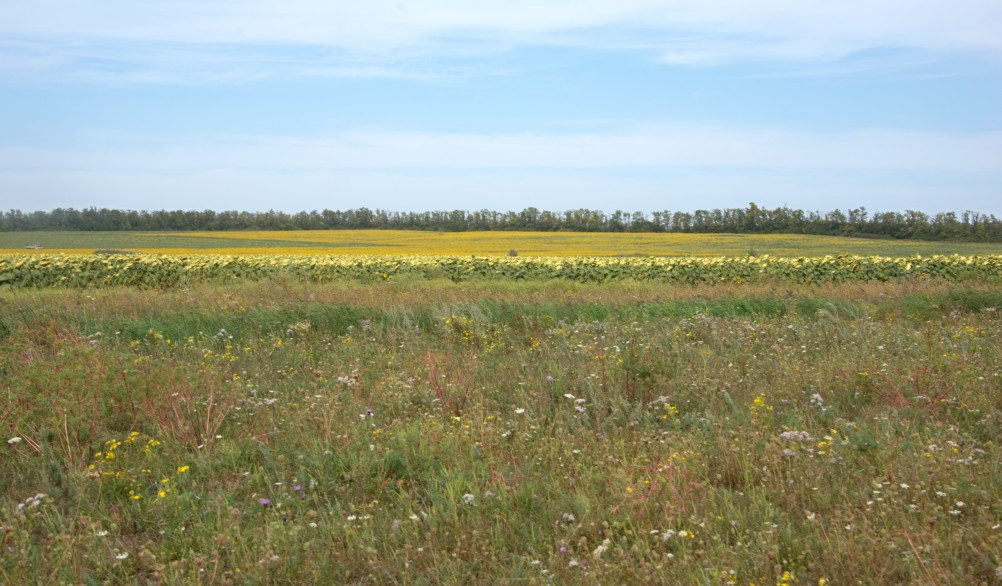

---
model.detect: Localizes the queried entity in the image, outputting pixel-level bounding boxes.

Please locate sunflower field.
[1,253,1000,289]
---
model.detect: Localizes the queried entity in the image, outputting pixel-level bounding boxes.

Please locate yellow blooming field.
[2,229,1001,256]
[2,252,1000,289]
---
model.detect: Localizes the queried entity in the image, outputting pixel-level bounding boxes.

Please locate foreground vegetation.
[1,278,1000,584]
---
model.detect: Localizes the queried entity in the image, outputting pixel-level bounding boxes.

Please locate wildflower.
[115,552,129,560]
[7,437,22,445]
[259,498,271,507]
[592,538,611,559]
[546,375,554,382]
[562,513,576,523]
[515,408,526,414]
[462,493,476,506]
[177,465,189,473]
[564,394,576,399]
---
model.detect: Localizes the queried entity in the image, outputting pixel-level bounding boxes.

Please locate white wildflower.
[592,538,611,560]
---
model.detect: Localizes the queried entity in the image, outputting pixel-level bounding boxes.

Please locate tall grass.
[1,280,999,583]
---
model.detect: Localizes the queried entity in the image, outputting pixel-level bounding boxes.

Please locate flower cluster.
[750,394,774,425]
[88,432,188,503]
[15,493,47,515]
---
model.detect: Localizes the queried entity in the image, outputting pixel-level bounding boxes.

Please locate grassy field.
[3,230,1002,257]
[1,278,1000,584]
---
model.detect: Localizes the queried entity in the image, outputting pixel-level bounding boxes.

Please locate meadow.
[3,229,1002,257]
[1,274,1000,584]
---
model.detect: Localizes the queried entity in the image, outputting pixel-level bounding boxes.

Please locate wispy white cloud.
[0,37,454,84]
[3,164,997,215]
[2,1,1000,82]
[3,126,1000,174]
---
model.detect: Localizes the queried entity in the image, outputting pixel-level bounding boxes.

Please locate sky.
[1,1,1001,215]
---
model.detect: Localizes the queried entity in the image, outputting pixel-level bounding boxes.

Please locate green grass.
[1,279,1000,584]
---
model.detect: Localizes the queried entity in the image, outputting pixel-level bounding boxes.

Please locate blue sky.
[1,1,1000,215]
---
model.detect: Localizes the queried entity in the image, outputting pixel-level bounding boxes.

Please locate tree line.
[1,204,1000,242]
